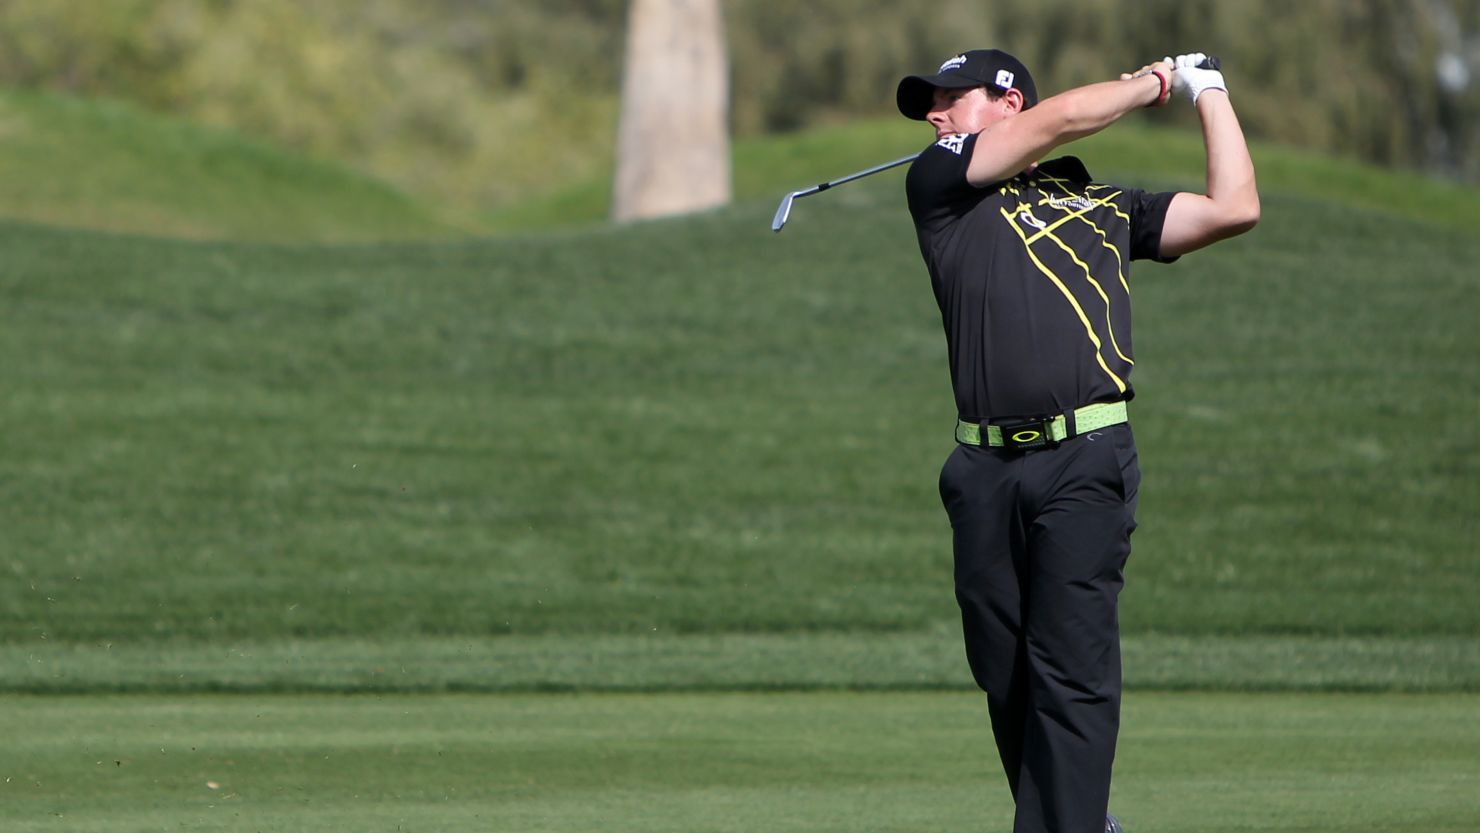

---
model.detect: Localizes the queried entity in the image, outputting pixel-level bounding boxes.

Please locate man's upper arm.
[1158,191,1262,258]
[1158,192,1229,258]
[966,106,1071,186]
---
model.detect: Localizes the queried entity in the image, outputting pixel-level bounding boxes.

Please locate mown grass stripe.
[6,691,1480,833]
[4,634,1477,694]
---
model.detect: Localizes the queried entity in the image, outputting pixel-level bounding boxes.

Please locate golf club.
[770,154,918,232]
[770,56,1220,232]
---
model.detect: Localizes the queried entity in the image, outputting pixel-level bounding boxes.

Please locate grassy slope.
[0,90,482,241]
[0,107,1476,691]
[5,692,1479,833]
[4,90,1470,241]
[493,115,1480,233]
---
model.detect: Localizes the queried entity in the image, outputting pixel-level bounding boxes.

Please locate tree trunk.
[612,0,730,222]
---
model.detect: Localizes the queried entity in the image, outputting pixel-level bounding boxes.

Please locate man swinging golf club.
[899,50,1258,833]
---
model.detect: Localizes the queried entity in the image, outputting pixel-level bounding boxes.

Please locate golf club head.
[771,191,797,232]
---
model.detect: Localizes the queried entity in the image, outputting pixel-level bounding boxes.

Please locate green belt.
[955,401,1129,447]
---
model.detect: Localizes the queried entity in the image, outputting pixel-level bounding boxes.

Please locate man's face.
[925,86,1015,137]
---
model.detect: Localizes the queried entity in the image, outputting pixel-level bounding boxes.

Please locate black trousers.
[938,423,1140,833]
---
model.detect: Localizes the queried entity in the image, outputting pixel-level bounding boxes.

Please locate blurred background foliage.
[0,0,1474,215]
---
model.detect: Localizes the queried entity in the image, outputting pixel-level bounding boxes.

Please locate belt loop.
[1064,407,1077,438]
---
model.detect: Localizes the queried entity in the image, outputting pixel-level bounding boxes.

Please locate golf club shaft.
[771,154,917,231]
[796,153,919,197]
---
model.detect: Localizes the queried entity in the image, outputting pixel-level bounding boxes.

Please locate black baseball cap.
[896,49,1038,120]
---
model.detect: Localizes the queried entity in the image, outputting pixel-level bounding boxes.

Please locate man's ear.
[1002,88,1026,114]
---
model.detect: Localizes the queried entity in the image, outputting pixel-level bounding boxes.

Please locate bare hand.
[1121,59,1174,106]
[1120,59,1174,81]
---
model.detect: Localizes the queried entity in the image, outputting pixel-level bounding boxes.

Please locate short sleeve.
[1124,188,1180,263]
[906,133,981,234]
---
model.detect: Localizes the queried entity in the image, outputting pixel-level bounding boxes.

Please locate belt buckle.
[999,417,1057,451]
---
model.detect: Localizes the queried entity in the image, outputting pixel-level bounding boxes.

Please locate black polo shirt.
[906,131,1177,422]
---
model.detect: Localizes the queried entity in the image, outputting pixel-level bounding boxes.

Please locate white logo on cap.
[995,69,1015,88]
[939,55,968,73]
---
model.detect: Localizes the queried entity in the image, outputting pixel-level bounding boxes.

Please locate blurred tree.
[0,0,190,100]
[726,0,994,133]
[984,0,1480,181]
[612,0,730,221]
[0,0,1472,211]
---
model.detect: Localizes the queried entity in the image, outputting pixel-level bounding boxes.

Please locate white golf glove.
[1165,52,1226,105]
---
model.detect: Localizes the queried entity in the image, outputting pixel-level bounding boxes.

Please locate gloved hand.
[1165,52,1226,105]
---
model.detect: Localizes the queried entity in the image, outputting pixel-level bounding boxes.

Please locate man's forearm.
[1157,55,1260,256]
[1197,90,1259,223]
[966,71,1166,185]
[1054,73,1167,137]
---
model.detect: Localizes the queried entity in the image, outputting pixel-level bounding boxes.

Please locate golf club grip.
[1199,56,1221,70]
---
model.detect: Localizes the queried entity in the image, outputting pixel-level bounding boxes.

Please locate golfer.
[898,50,1258,833]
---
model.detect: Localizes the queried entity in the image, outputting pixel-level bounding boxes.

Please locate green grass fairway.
[7,633,1480,694]
[4,692,1478,833]
[3,152,1478,691]
[2,105,1477,691]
